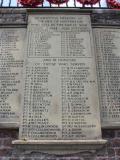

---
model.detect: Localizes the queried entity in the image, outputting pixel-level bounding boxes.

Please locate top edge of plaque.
[12,139,107,155]
[0,10,27,25]
[26,8,92,14]
[0,9,26,14]
[91,11,120,27]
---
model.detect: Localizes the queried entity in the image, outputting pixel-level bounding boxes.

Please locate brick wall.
[0,129,120,160]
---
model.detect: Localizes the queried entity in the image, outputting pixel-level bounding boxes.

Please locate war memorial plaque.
[0,28,26,127]
[94,28,120,127]
[18,13,104,141]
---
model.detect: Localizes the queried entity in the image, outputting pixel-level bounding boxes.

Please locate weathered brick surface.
[0,129,120,160]
[115,149,120,156]
[102,130,115,139]
[115,131,120,138]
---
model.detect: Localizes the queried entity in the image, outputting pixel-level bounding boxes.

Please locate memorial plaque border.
[93,26,120,129]
[91,10,120,27]
[0,9,120,130]
[12,11,107,154]
[0,15,27,128]
[12,139,107,155]
[0,9,27,25]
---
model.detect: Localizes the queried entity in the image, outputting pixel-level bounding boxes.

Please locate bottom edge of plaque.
[12,139,107,155]
[0,123,19,129]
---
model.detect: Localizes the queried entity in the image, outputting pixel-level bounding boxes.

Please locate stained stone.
[94,28,120,128]
[19,14,102,140]
[0,28,26,128]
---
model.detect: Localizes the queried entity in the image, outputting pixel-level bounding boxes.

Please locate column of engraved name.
[61,65,91,139]
[94,29,120,126]
[0,28,25,124]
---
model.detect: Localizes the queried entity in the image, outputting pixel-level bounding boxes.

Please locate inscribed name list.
[20,14,101,140]
[94,28,120,127]
[0,28,26,125]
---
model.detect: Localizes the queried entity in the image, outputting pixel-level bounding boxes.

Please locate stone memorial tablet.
[94,28,120,127]
[0,28,26,127]
[18,14,103,141]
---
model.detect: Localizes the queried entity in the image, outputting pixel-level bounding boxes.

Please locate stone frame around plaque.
[92,10,120,129]
[93,27,120,129]
[0,10,27,128]
[12,9,107,154]
[0,27,26,129]
[12,139,107,155]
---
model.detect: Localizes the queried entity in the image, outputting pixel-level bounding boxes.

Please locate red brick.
[9,158,20,160]
[96,157,115,160]
[0,130,18,139]
[107,147,115,157]
[111,139,120,147]
[102,129,115,139]
[115,130,120,138]
[115,148,120,156]
[3,138,12,147]
[10,130,19,139]
[22,159,33,160]
[0,148,12,156]
[0,139,3,145]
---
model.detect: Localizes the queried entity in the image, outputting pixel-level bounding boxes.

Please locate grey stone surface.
[0,9,27,25]
[19,14,102,141]
[0,28,26,127]
[93,28,120,128]
[91,12,120,27]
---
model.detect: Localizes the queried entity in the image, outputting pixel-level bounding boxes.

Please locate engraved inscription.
[0,13,27,24]
[20,15,101,140]
[94,28,120,127]
[0,28,26,125]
